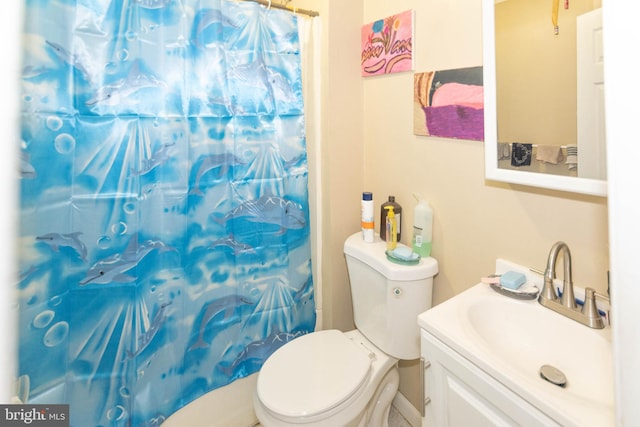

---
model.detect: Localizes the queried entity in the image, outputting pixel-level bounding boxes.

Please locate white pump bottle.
[412,194,433,257]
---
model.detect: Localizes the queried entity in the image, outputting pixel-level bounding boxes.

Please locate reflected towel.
[535,145,565,164]
[497,142,511,160]
[511,143,532,167]
[565,144,578,170]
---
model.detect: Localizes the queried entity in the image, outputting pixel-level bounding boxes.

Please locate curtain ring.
[267,0,271,10]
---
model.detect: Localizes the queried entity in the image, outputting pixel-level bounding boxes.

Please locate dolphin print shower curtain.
[18,0,315,425]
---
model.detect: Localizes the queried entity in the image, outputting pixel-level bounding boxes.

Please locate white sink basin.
[419,272,614,427]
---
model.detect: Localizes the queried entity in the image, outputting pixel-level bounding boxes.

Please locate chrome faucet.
[541,242,576,308]
[538,241,605,329]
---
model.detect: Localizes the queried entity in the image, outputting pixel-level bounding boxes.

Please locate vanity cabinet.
[420,329,559,427]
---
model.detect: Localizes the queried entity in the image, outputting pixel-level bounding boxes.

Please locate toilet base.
[366,367,399,427]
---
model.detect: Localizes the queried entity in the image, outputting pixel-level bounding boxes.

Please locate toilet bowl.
[254,329,399,427]
[254,233,438,427]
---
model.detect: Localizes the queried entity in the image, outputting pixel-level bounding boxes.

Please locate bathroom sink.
[466,292,614,405]
[418,264,614,427]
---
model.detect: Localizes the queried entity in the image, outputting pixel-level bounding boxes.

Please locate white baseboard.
[393,391,422,427]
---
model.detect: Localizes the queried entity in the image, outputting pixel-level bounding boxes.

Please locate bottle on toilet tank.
[361,192,374,242]
[412,195,433,257]
[380,196,401,242]
[384,206,398,250]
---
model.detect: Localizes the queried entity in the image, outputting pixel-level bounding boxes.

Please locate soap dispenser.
[384,206,397,250]
[380,196,402,242]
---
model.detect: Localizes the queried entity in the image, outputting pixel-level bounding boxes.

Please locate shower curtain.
[17,0,315,425]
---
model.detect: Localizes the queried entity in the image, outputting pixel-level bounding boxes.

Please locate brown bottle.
[379,196,402,241]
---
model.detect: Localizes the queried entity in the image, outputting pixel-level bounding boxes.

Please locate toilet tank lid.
[344,232,438,281]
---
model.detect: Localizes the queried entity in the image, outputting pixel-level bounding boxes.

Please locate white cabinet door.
[421,330,559,427]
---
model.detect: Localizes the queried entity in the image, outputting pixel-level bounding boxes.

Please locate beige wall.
[298,0,609,414]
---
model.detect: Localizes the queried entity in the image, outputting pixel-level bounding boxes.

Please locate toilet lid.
[257,330,372,418]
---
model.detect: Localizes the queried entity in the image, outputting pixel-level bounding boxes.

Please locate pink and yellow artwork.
[413,66,484,141]
[361,10,413,77]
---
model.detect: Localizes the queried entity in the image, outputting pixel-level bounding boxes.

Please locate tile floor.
[388,404,414,427]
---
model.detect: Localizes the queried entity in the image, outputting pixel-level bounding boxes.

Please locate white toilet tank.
[344,232,438,360]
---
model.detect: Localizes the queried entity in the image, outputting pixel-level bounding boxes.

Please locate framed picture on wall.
[361,9,414,77]
[413,66,484,141]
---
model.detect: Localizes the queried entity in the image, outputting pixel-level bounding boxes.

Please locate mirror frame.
[482,0,607,197]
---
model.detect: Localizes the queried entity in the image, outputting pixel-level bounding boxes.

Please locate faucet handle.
[582,288,605,329]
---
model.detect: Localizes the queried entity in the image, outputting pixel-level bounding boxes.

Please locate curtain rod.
[240,0,319,17]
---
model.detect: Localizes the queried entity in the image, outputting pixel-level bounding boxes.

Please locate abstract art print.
[413,66,484,141]
[361,10,414,77]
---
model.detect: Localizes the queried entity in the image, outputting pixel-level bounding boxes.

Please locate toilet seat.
[256,329,372,419]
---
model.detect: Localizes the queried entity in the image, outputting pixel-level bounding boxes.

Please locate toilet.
[254,232,438,427]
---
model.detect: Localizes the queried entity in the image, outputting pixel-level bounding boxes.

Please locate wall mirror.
[483,0,607,196]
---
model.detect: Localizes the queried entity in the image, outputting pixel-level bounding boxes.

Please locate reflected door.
[577,8,606,179]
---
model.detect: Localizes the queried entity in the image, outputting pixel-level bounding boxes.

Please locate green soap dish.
[385,250,421,265]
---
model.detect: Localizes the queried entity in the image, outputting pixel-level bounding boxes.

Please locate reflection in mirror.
[483,0,607,196]
[496,0,605,179]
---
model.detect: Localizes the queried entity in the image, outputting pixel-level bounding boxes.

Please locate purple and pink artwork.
[413,66,484,141]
